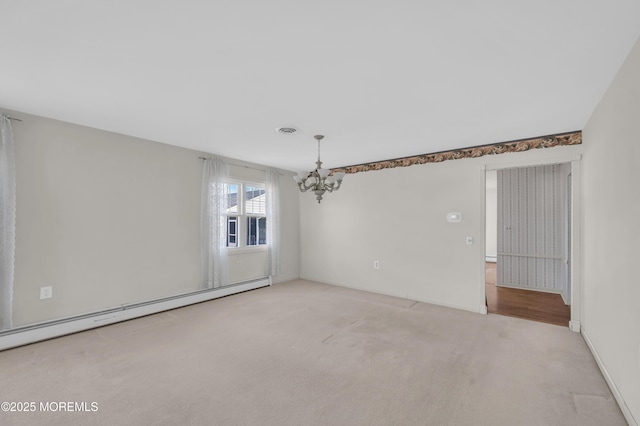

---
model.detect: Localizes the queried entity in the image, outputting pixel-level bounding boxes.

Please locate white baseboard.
[485,256,497,262]
[407,293,486,315]
[582,328,637,426]
[569,320,580,333]
[300,275,485,315]
[496,282,562,295]
[0,278,270,352]
[271,274,300,285]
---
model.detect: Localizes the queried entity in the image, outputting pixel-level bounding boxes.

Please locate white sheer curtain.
[0,114,16,330]
[266,169,280,278]
[201,157,229,289]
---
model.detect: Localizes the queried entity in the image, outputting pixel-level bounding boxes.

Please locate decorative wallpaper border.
[334,131,581,174]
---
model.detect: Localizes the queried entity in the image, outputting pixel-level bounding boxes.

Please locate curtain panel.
[0,114,16,330]
[266,169,280,278]
[201,157,229,289]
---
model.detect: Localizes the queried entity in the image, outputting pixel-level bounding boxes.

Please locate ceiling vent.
[277,127,299,135]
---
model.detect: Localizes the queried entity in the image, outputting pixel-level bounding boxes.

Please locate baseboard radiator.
[0,277,271,351]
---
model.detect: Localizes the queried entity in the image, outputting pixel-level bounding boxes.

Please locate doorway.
[484,166,571,327]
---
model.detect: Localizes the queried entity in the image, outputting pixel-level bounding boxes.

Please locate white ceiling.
[1,1,639,172]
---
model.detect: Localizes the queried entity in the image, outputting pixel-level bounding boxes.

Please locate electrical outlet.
[40,286,53,300]
[373,260,380,269]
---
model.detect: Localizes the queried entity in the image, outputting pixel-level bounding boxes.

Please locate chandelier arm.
[296,182,310,192]
[323,179,342,193]
[301,175,320,191]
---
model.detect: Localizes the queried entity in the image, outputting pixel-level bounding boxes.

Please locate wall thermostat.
[446,212,462,223]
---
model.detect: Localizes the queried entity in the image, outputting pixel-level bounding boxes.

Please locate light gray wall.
[2,109,300,327]
[582,36,640,422]
[300,144,582,314]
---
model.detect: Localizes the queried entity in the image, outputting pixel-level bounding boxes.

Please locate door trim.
[480,153,582,331]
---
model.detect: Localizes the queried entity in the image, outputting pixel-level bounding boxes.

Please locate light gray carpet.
[0,279,625,425]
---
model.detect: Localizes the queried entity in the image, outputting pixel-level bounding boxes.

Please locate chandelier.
[293,135,345,203]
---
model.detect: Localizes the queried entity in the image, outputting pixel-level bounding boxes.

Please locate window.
[223,182,267,248]
[227,216,237,247]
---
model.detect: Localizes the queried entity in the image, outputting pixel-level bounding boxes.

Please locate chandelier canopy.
[293,135,345,203]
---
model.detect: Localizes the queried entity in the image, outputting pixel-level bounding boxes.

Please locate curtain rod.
[199,157,285,176]
[4,115,22,122]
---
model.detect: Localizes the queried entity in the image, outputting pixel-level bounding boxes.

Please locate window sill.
[228,246,268,255]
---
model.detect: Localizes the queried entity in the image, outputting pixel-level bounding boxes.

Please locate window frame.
[222,179,268,252]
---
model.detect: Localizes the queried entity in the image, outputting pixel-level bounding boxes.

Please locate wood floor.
[485,262,570,327]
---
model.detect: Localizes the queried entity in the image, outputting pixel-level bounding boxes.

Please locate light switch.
[40,286,53,300]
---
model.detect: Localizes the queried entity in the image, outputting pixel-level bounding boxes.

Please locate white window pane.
[245,186,266,215]
[227,216,238,247]
[225,183,239,213]
[247,216,267,246]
